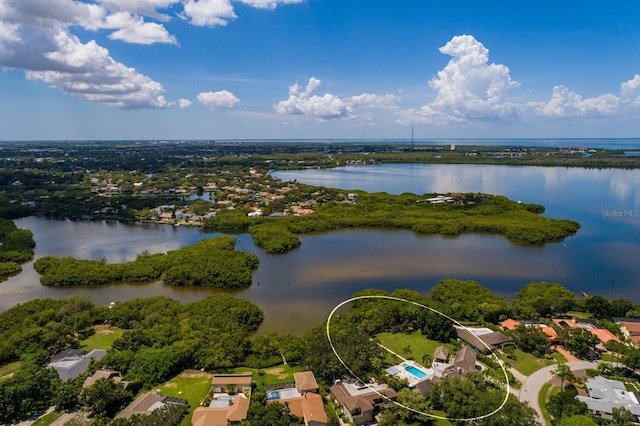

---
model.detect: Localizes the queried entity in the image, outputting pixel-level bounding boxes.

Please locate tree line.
[0,218,35,281]
[206,191,580,253]
[34,235,258,288]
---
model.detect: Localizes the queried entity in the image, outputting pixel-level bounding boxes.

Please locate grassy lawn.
[566,311,592,320]
[539,382,553,426]
[32,411,62,426]
[376,331,456,364]
[158,370,213,426]
[80,325,123,350]
[228,364,305,388]
[600,353,616,362]
[502,349,555,376]
[0,361,21,380]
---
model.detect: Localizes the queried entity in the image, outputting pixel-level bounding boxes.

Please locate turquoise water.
[266,391,280,400]
[404,365,427,379]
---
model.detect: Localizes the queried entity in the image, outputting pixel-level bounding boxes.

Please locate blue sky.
[2,0,640,141]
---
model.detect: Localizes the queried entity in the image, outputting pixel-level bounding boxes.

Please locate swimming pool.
[404,364,427,379]
[266,391,280,400]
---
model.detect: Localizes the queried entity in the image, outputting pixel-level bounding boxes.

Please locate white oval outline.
[326,295,510,422]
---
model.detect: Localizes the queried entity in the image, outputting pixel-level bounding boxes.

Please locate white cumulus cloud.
[179,98,192,108]
[105,12,178,44]
[99,0,178,21]
[20,29,167,109]
[183,0,236,27]
[398,34,640,127]
[236,0,304,10]
[197,90,240,109]
[274,77,399,120]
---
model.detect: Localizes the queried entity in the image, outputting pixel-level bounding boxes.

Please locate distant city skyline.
[2,0,640,140]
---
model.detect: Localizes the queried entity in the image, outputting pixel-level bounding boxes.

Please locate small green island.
[34,236,258,288]
[207,189,579,254]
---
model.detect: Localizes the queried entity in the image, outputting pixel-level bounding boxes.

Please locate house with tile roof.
[433,346,449,363]
[615,318,640,346]
[330,379,397,425]
[552,318,622,345]
[266,371,327,425]
[191,373,253,426]
[117,391,188,420]
[455,327,511,353]
[82,370,129,389]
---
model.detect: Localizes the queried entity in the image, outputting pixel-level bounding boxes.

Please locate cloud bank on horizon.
[1,0,640,138]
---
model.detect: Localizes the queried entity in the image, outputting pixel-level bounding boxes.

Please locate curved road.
[519,361,597,425]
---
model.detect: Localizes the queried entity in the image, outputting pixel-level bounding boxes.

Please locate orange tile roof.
[553,318,578,329]
[499,319,521,331]
[281,393,328,425]
[620,322,640,334]
[542,326,558,340]
[589,328,621,344]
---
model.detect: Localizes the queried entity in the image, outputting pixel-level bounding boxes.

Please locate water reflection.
[1,164,639,334]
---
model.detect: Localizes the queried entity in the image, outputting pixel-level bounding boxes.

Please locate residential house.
[576,376,640,421]
[212,373,253,394]
[266,371,327,425]
[552,318,622,346]
[433,346,449,364]
[117,391,188,419]
[330,379,397,425]
[499,318,521,331]
[191,395,250,426]
[455,327,511,353]
[47,349,107,381]
[82,370,129,389]
[614,318,640,346]
[190,373,253,425]
[453,346,477,375]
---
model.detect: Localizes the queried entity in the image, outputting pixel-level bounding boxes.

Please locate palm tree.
[422,353,433,367]
[552,359,574,389]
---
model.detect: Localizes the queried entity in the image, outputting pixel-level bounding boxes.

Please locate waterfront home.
[330,378,397,425]
[266,371,327,425]
[47,349,107,381]
[433,346,449,363]
[552,318,622,345]
[614,317,640,346]
[191,373,253,426]
[82,370,129,389]
[455,327,511,353]
[117,390,188,420]
[576,376,640,421]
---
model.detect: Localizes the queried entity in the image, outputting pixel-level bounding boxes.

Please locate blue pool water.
[404,365,427,379]
[266,391,280,400]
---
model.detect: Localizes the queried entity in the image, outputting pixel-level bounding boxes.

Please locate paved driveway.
[519,361,597,425]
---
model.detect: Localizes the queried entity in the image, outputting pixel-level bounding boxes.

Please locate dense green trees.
[0,296,101,365]
[547,385,588,423]
[34,236,258,288]
[0,363,61,423]
[511,325,550,357]
[302,317,385,385]
[0,218,35,281]
[80,378,132,417]
[430,371,538,425]
[513,281,576,318]
[430,279,512,324]
[564,328,600,360]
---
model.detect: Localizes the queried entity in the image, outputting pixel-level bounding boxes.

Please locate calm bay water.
[2,164,640,334]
